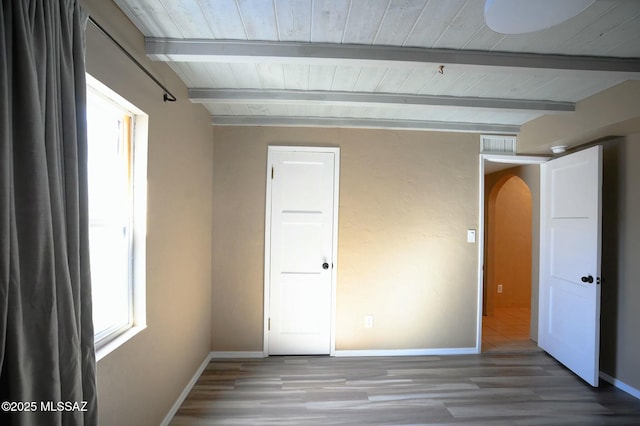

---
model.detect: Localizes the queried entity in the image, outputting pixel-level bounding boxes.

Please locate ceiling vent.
[480,135,517,154]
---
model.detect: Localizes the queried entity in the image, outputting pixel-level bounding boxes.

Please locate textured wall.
[211,127,480,352]
[488,176,532,310]
[518,81,640,154]
[83,1,213,425]
[601,134,640,393]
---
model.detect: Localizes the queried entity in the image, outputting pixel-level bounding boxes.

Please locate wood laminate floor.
[170,353,640,425]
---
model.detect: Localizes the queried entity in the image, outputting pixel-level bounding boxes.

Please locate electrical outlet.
[364,315,374,328]
[497,284,503,294]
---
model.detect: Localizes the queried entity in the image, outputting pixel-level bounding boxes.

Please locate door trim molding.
[263,146,340,356]
[476,154,549,353]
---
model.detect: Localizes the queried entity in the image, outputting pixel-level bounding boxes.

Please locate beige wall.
[212,127,480,352]
[601,134,640,392]
[518,81,640,154]
[487,176,532,310]
[83,1,213,425]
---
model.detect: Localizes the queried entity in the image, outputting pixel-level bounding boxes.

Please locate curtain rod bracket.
[88,16,177,103]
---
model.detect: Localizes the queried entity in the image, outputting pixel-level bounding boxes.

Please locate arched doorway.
[482,175,537,352]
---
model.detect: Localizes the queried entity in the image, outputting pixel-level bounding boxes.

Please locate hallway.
[482,307,540,353]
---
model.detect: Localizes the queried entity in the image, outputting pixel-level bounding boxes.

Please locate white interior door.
[265,147,339,355]
[539,145,602,386]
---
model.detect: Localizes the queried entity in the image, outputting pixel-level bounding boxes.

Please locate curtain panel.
[0,1,97,424]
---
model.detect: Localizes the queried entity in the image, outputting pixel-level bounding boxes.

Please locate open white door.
[265,147,339,355]
[539,145,602,386]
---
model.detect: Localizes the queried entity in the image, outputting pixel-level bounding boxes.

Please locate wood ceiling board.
[200,63,237,87]
[308,65,338,91]
[237,0,279,40]
[554,1,640,57]
[528,77,622,104]
[482,1,623,55]
[311,0,351,43]
[352,67,389,92]
[331,65,362,91]
[340,0,388,44]
[198,0,247,39]
[228,63,264,88]
[444,71,495,98]
[275,0,313,41]
[370,0,429,46]
[166,62,199,87]
[173,60,631,102]
[283,64,311,90]
[377,68,420,93]
[401,0,471,49]
[114,0,181,37]
[486,2,640,58]
[158,0,216,38]
[255,63,287,89]
[117,0,640,58]
[429,0,486,50]
[112,0,640,132]
[459,25,506,52]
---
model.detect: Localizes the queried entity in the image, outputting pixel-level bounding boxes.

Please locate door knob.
[322,262,329,270]
[581,275,594,283]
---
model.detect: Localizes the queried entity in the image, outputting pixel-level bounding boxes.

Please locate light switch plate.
[364,315,374,328]
[467,229,476,243]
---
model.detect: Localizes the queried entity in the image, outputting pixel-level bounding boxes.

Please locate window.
[86,75,147,355]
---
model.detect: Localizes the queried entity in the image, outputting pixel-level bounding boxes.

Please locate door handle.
[322,262,329,270]
[581,275,594,283]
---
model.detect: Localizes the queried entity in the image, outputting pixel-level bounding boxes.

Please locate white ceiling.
[113,0,640,134]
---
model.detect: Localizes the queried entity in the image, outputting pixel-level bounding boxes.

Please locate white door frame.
[475,154,550,353]
[263,146,340,356]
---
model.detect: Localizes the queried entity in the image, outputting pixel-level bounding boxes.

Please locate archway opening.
[482,175,536,352]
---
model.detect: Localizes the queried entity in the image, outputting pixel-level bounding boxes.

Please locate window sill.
[95,325,147,362]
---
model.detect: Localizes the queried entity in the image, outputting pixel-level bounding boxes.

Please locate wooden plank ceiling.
[113,0,640,134]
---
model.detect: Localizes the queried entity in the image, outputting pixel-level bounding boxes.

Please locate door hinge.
[268,318,271,331]
[271,166,274,179]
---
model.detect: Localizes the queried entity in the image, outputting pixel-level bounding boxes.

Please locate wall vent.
[480,135,517,154]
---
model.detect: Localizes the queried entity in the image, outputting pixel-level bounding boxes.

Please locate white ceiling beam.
[210,115,520,134]
[146,38,640,75]
[190,89,575,113]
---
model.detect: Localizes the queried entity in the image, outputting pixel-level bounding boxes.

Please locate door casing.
[476,154,549,353]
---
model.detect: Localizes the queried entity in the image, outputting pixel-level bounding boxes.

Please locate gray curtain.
[0,1,97,425]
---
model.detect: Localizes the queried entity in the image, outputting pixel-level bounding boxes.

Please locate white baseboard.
[600,371,640,400]
[334,347,477,357]
[211,351,266,359]
[160,352,213,426]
